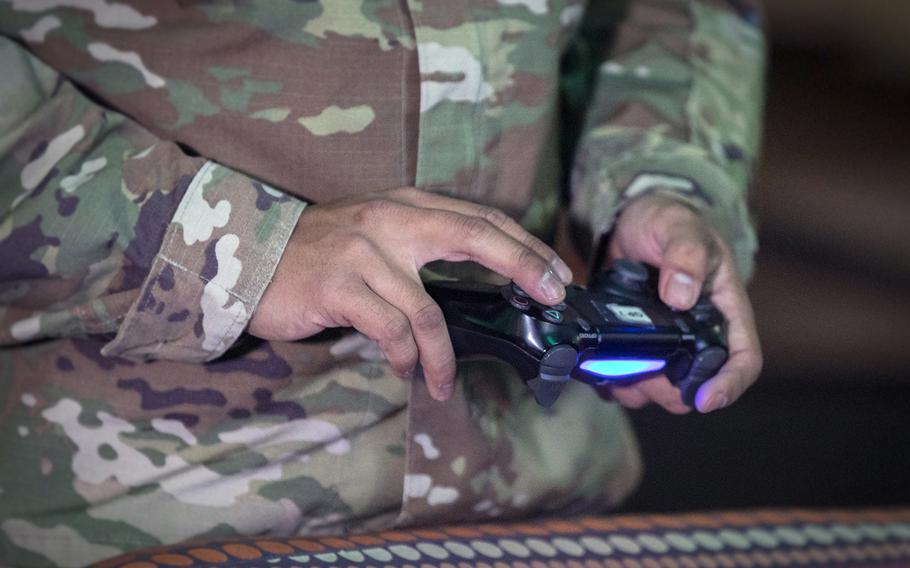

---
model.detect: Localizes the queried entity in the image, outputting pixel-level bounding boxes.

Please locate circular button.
[510,295,530,310]
[690,296,720,322]
[550,301,567,312]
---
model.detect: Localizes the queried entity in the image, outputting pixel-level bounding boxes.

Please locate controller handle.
[526,345,577,408]
[668,346,728,406]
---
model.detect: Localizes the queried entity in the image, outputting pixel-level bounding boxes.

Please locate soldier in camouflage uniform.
[0,0,764,566]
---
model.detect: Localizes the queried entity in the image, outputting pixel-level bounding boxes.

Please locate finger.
[607,384,650,409]
[333,279,420,382]
[657,214,720,310]
[632,376,692,415]
[390,188,573,284]
[594,384,614,403]
[693,359,759,413]
[694,251,763,413]
[417,208,567,306]
[363,263,457,402]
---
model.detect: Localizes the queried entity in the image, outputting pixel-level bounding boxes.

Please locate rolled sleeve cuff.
[569,138,758,280]
[102,161,306,362]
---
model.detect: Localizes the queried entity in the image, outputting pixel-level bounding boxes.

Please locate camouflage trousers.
[0,335,641,568]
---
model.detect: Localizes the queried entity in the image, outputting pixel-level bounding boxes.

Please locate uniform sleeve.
[568,0,766,278]
[0,35,306,362]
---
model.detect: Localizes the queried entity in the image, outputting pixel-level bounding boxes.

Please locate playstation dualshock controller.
[424,259,728,408]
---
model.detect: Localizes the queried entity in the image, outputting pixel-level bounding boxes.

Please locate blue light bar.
[579,358,666,379]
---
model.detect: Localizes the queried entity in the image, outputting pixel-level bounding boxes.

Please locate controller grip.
[669,347,728,407]
[527,375,568,408]
[526,345,577,408]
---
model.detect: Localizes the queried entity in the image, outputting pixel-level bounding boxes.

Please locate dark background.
[618,2,910,512]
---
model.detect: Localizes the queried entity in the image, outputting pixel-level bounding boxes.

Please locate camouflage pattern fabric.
[569,0,764,278]
[0,1,764,566]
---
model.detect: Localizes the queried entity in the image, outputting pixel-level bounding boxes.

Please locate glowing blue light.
[579,358,666,379]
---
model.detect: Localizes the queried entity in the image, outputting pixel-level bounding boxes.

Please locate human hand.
[249,187,573,401]
[603,194,762,414]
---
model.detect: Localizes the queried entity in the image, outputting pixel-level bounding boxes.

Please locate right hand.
[248,187,573,401]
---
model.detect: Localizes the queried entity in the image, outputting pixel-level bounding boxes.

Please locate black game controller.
[424,259,728,408]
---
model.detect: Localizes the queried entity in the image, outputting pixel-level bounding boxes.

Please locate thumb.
[657,220,718,310]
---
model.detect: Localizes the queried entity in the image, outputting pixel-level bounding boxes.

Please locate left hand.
[603,194,763,414]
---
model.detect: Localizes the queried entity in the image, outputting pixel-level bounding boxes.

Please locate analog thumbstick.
[609,259,649,290]
[690,295,722,325]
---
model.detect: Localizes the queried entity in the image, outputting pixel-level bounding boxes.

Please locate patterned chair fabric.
[92,508,910,568]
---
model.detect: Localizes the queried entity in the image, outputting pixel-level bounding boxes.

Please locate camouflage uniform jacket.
[0,1,764,566]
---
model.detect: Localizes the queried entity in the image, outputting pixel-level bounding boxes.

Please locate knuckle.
[353,198,402,226]
[670,239,708,265]
[338,233,375,258]
[524,232,545,248]
[673,238,706,256]
[522,233,551,257]
[413,302,445,333]
[476,205,511,229]
[458,216,493,241]
[388,347,418,373]
[515,245,543,272]
[382,315,411,343]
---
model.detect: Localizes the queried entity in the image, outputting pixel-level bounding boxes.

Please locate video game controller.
[424,259,728,408]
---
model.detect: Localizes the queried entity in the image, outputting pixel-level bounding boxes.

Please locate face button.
[550,301,567,311]
[510,295,530,310]
[543,309,563,323]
